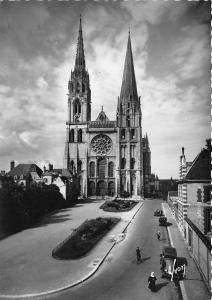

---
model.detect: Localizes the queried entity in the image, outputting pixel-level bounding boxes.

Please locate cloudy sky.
[0,0,210,178]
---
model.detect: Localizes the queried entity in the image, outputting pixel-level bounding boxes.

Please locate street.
[43,199,181,300]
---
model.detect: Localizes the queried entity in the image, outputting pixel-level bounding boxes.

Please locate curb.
[0,201,144,299]
[162,203,189,300]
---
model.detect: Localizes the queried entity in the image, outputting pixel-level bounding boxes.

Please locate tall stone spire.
[120,32,138,102]
[74,15,85,71]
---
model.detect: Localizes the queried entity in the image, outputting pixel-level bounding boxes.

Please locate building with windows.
[7,161,43,187]
[168,142,211,288]
[63,18,149,199]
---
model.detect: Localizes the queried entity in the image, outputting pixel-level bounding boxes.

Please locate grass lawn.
[100,199,138,212]
[52,217,120,259]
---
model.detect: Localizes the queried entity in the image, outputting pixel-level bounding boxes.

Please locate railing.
[89,121,116,128]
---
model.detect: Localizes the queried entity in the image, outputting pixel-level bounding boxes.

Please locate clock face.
[91,134,112,156]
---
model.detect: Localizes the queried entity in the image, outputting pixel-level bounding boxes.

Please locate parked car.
[154,209,164,216]
[159,216,167,226]
[161,246,177,279]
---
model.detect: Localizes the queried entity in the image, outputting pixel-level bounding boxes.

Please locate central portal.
[97,180,107,196]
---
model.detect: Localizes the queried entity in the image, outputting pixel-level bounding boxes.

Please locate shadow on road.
[142,256,151,262]
[166,222,173,227]
[32,214,72,228]
[155,282,168,292]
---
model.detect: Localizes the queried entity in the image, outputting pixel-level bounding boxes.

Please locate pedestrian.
[136,246,141,263]
[157,230,161,241]
[148,272,157,291]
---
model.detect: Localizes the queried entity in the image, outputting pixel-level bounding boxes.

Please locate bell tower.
[64,16,90,197]
[67,16,91,124]
[116,31,143,198]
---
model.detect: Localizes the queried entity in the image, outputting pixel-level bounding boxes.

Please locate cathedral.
[64,18,150,199]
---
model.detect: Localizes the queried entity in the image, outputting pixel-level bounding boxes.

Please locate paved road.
[0,199,142,297]
[44,199,181,300]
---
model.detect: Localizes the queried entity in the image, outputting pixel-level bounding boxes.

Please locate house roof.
[30,172,41,180]
[8,164,43,178]
[185,148,210,181]
[62,169,73,178]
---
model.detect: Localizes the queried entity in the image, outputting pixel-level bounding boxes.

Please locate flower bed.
[52,217,120,259]
[100,199,138,212]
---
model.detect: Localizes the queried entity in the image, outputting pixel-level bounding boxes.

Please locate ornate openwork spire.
[75,15,86,71]
[120,32,138,102]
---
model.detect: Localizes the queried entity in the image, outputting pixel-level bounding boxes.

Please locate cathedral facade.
[64,18,145,199]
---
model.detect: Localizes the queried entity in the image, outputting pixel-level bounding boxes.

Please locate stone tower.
[64,17,90,195]
[116,32,143,197]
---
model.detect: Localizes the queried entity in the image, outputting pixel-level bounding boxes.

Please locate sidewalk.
[0,200,143,299]
[162,202,210,300]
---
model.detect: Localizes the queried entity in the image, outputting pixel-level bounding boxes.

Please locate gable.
[185,149,210,180]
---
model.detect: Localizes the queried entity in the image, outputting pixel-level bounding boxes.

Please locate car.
[159,216,167,226]
[154,209,164,216]
[162,246,177,259]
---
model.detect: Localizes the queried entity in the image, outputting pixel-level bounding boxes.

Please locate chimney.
[43,165,46,172]
[48,163,53,171]
[182,147,184,155]
[10,161,15,171]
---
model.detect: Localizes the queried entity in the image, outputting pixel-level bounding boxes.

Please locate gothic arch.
[121,158,126,169]
[108,181,115,196]
[70,129,74,143]
[89,161,95,177]
[73,98,81,116]
[78,129,82,143]
[121,129,125,139]
[97,157,106,178]
[88,181,95,196]
[70,160,74,172]
[97,180,107,196]
[78,160,82,172]
[108,162,114,177]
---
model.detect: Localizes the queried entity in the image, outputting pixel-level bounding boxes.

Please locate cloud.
[170,24,210,81]
[122,0,189,25]
[0,1,210,178]
[36,77,48,89]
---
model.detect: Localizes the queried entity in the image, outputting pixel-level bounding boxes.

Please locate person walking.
[148,272,157,291]
[157,230,161,241]
[136,246,141,263]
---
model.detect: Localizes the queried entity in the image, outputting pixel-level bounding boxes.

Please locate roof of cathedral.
[74,15,86,71]
[96,108,109,122]
[120,32,138,102]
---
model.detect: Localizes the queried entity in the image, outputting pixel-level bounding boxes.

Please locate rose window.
[91,134,112,156]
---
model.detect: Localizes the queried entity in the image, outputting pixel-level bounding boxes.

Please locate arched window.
[89,181,95,196]
[108,162,114,177]
[89,162,95,177]
[121,158,126,169]
[130,158,135,169]
[70,160,74,172]
[78,160,82,172]
[68,81,73,92]
[108,181,115,196]
[77,82,80,93]
[130,145,135,157]
[97,158,106,178]
[131,129,135,139]
[121,129,125,139]
[70,129,74,142]
[82,83,85,93]
[127,116,130,127]
[78,129,82,143]
[73,99,81,115]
